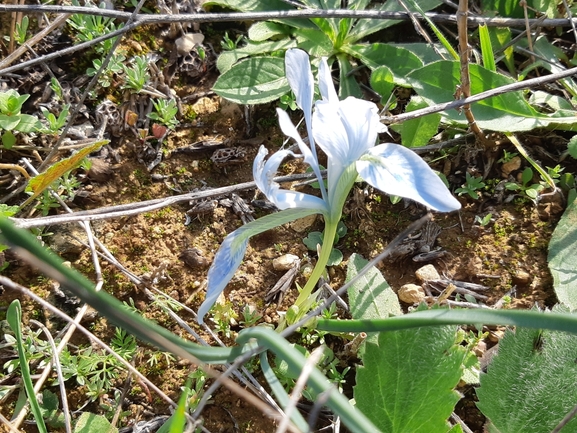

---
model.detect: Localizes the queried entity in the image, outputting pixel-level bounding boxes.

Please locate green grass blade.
[0,217,240,364]
[7,300,48,433]
[479,24,496,72]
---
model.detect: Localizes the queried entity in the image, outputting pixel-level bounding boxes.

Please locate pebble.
[179,247,209,269]
[272,254,300,271]
[501,156,522,178]
[398,284,426,304]
[415,264,440,282]
[512,269,532,285]
[289,214,317,233]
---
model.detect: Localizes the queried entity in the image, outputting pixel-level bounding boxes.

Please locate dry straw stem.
[10,171,321,228]
[457,0,491,150]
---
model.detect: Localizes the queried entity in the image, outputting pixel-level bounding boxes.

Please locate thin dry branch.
[2,5,577,27]
[457,0,491,150]
[10,171,321,229]
[381,65,577,124]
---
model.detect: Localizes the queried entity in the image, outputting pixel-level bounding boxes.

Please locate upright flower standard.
[198,49,461,324]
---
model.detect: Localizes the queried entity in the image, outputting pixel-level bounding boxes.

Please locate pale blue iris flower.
[197,49,460,323]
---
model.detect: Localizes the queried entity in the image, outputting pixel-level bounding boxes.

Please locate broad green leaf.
[204,0,290,12]
[248,21,289,41]
[481,0,525,17]
[488,27,515,76]
[399,96,441,147]
[213,57,289,104]
[327,248,342,266]
[395,43,446,65]
[25,140,107,203]
[370,65,395,102]
[355,324,464,432]
[0,113,21,130]
[407,60,547,131]
[216,39,296,73]
[548,199,577,311]
[15,113,40,133]
[530,36,577,97]
[74,412,118,433]
[346,44,423,86]
[2,131,16,149]
[346,0,442,43]
[294,28,334,57]
[346,253,402,322]
[568,135,577,159]
[477,320,577,433]
[530,90,574,111]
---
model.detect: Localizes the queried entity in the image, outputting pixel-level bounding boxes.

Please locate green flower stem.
[315,308,577,334]
[236,326,380,433]
[294,217,340,309]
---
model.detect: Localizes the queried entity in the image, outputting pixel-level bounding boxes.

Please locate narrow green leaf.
[355,324,464,432]
[7,301,48,433]
[399,96,441,147]
[477,319,577,432]
[213,57,290,104]
[24,140,107,205]
[479,24,496,72]
[346,253,402,323]
[549,199,577,311]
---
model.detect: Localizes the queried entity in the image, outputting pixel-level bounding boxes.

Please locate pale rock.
[398,284,426,304]
[290,214,317,233]
[501,156,521,178]
[273,254,300,271]
[175,33,205,56]
[512,269,532,285]
[415,264,440,282]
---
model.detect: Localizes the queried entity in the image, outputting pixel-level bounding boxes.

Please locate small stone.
[398,284,426,304]
[415,264,440,282]
[175,33,205,56]
[290,214,317,233]
[179,247,209,269]
[272,254,300,271]
[512,269,532,285]
[501,156,521,178]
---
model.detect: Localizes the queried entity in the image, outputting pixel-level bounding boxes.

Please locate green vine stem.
[316,308,577,334]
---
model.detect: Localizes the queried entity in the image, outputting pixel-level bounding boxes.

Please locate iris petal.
[356,143,461,212]
[253,145,328,212]
[197,208,323,323]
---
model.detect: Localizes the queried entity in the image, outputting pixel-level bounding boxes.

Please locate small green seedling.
[456,172,486,200]
[40,104,70,134]
[505,167,544,201]
[220,31,244,51]
[3,16,29,45]
[0,90,40,148]
[474,213,493,227]
[122,55,150,93]
[498,149,518,164]
[303,221,347,266]
[148,99,179,129]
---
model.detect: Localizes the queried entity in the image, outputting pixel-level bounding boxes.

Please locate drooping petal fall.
[356,143,461,212]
